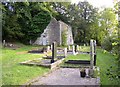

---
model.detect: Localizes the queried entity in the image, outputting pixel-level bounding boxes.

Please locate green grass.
[60,46,90,68]
[2,45,50,85]
[79,46,90,52]
[1,45,119,85]
[96,49,119,85]
[60,54,90,68]
[61,46,119,85]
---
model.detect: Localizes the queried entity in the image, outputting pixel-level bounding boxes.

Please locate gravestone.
[75,45,79,52]
[84,44,86,46]
[75,45,77,52]
[72,45,75,55]
[64,48,67,57]
[89,40,94,77]
[85,68,90,78]
[47,46,50,52]
[51,42,57,63]
[77,45,79,51]
[94,40,96,66]
[29,40,32,45]
[3,40,6,47]
[68,45,70,50]
[50,44,53,50]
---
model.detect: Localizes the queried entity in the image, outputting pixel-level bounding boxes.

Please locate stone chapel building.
[33,18,74,45]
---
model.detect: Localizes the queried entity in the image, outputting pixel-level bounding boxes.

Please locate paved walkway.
[30,68,100,86]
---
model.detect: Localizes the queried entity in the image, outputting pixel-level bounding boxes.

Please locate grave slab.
[20,58,65,69]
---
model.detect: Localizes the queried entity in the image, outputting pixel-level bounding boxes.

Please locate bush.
[101,36,112,51]
[101,35,118,55]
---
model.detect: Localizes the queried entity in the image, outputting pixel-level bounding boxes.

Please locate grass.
[2,45,50,85]
[1,45,119,85]
[60,54,90,68]
[96,48,119,85]
[60,46,119,85]
[79,46,90,52]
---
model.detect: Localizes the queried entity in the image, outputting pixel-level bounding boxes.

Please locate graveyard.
[2,41,119,86]
[1,1,119,87]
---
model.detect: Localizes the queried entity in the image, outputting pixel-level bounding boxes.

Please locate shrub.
[101,36,112,51]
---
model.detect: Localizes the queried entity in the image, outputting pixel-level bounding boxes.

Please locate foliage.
[1,1,120,85]
[2,2,55,43]
[97,49,119,85]
[101,36,113,51]
[2,1,118,47]
[61,29,67,46]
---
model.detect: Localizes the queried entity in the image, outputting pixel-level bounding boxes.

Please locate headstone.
[75,45,77,52]
[75,45,79,52]
[29,40,32,45]
[72,45,75,55]
[85,68,90,78]
[77,45,79,51]
[90,40,94,77]
[68,45,70,50]
[64,48,67,57]
[3,40,6,47]
[51,42,57,63]
[47,46,50,52]
[94,40,96,66]
[50,44,52,50]
[84,44,86,46]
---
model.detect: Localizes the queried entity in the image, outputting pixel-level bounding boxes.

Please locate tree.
[2,2,24,41]
[98,8,118,45]
[2,2,56,43]
[66,1,98,44]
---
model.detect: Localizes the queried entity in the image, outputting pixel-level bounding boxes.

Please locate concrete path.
[30,68,100,86]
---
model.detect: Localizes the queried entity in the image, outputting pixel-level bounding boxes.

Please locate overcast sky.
[71,0,115,8]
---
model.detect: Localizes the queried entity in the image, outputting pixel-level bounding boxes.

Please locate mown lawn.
[1,45,119,86]
[61,46,119,85]
[2,45,50,85]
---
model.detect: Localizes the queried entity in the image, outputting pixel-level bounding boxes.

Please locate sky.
[71,0,115,8]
